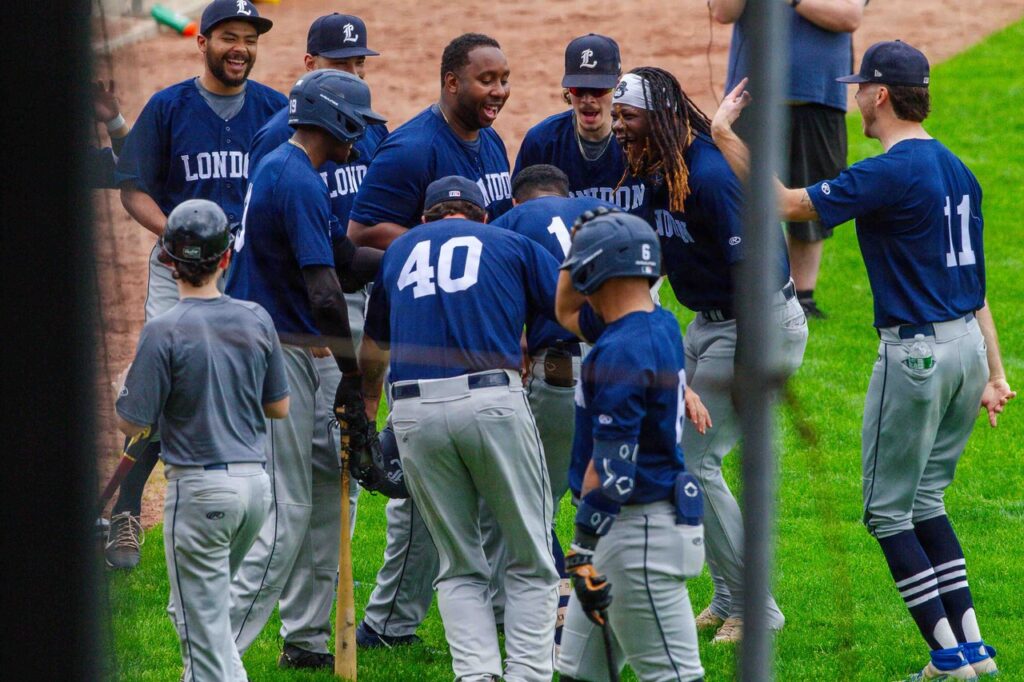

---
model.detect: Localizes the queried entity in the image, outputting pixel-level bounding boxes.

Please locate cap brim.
[205,16,273,35]
[836,74,869,83]
[318,47,381,59]
[561,74,620,89]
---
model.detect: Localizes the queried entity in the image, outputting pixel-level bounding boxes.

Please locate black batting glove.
[565,548,612,626]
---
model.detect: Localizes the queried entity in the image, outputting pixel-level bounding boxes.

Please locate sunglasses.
[568,86,613,98]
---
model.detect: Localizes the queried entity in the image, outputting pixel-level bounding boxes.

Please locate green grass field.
[105,21,1024,681]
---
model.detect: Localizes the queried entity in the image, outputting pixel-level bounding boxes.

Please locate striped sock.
[915,515,980,642]
[877,530,957,650]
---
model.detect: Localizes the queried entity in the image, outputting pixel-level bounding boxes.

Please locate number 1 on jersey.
[944,194,975,267]
[547,217,572,257]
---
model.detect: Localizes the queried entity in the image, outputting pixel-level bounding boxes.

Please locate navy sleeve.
[363,271,391,346]
[116,320,172,427]
[280,173,335,268]
[261,310,290,403]
[589,349,649,442]
[114,95,167,194]
[578,303,607,343]
[521,238,560,324]
[349,135,433,228]
[249,112,289,172]
[512,130,541,179]
[806,154,906,229]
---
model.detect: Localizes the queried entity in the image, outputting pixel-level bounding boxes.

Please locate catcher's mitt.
[350,424,409,499]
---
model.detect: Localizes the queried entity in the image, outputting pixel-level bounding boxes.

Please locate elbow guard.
[573,439,639,545]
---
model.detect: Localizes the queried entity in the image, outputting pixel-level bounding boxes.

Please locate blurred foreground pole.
[3,0,101,679]
[735,1,789,681]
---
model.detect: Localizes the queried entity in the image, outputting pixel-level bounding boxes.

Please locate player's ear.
[220,249,232,271]
[482,212,489,224]
[304,54,317,72]
[421,215,428,224]
[511,198,519,207]
[197,33,208,54]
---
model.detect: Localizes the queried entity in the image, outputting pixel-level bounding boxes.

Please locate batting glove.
[565,547,612,625]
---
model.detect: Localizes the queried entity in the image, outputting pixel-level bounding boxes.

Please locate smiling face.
[200,20,259,88]
[569,87,614,140]
[611,102,653,164]
[447,45,510,131]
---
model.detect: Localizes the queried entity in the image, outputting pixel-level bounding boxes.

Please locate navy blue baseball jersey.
[225,143,335,335]
[807,138,985,328]
[115,78,287,224]
[349,105,512,228]
[513,110,646,211]
[490,194,612,353]
[644,133,789,312]
[569,307,687,503]
[364,218,561,382]
[250,106,388,238]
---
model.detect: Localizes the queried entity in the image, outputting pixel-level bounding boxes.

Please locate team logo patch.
[182,245,202,260]
[598,414,612,425]
[821,182,831,195]
[206,511,225,520]
[728,236,741,246]
[614,80,627,97]
[342,23,358,43]
[448,190,461,198]
[235,0,251,16]
[874,69,883,77]
[923,76,930,84]
[684,481,700,498]
[119,385,128,398]
[580,48,597,69]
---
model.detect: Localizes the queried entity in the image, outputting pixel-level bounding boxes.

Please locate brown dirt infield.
[90,0,1024,527]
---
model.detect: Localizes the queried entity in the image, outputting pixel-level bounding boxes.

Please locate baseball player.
[488,163,613,647]
[243,14,387,667]
[347,32,512,249]
[612,67,809,643]
[351,32,514,648]
[224,69,386,670]
[513,34,645,211]
[712,40,1015,679]
[359,175,561,681]
[106,0,285,570]
[115,199,289,682]
[554,209,706,681]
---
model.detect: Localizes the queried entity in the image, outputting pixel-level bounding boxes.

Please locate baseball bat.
[599,610,619,682]
[334,411,357,680]
[97,426,152,516]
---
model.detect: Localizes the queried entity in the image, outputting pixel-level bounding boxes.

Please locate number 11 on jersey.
[944,194,975,268]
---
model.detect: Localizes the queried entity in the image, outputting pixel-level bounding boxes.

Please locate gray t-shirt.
[117,296,289,466]
[194,77,247,120]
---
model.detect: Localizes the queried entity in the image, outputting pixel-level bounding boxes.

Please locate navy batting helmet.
[288,69,386,145]
[160,199,233,264]
[561,208,661,295]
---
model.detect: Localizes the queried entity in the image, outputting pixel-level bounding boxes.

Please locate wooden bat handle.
[335,411,357,680]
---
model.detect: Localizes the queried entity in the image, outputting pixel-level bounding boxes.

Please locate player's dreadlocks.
[622,67,712,212]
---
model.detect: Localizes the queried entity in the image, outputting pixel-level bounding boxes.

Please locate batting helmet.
[160,199,233,264]
[288,69,386,145]
[561,207,661,295]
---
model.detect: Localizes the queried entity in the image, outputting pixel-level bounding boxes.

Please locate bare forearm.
[710,123,750,182]
[708,0,747,24]
[120,186,167,236]
[347,219,409,249]
[976,299,1007,380]
[555,270,585,338]
[794,0,864,33]
[358,337,389,421]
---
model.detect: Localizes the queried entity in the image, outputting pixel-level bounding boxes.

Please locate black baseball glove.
[334,373,369,452]
[350,425,410,499]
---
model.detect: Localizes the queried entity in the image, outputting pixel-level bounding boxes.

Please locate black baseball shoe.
[355,620,422,648]
[104,511,144,570]
[278,643,334,669]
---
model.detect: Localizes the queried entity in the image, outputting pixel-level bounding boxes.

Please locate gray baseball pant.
[393,370,558,682]
[164,463,270,682]
[685,292,807,626]
[557,501,705,682]
[862,316,988,538]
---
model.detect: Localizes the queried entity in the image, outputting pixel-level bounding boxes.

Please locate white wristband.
[105,113,126,133]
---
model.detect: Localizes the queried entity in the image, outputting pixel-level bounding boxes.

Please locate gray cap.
[424,176,486,211]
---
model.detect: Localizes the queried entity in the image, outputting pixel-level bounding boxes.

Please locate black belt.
[542,341,582,357]
[392,370,510,401]
[700,281,796,322]
[202,462,264,470]
[894,312,975,340]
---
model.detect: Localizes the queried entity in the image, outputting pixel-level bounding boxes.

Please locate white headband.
[613,73,653,110]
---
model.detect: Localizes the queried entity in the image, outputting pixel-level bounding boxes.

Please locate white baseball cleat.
[695,607,725,631]
[712,617,743,644]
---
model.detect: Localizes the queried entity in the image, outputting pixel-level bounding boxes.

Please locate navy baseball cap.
[200,0,272,35]
[562,34,621,89]
[307,14,380,59]
[838,40,930,87]
[424,176,486,211]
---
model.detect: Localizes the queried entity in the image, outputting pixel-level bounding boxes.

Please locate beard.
[206,50,253,88]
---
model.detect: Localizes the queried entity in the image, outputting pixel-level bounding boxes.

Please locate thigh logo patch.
[206,511,225,520]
